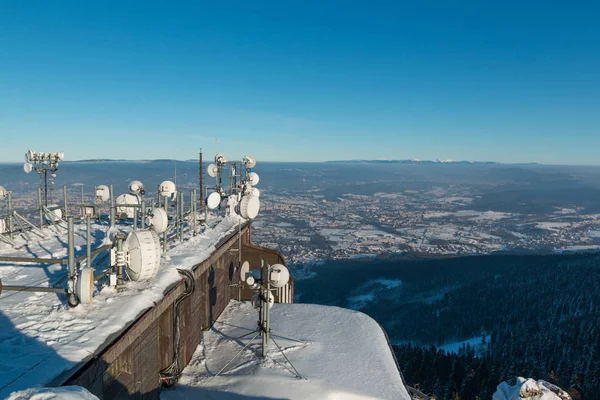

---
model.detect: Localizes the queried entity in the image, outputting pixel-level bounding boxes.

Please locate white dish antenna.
[76,267,94,304]
[128,180,145,195]
[269,264,290,288]
[46,206,63,222]
[252,291,274,310]
[206,192,221,210]
[159,180,176,198]
[0,219,6,234]
[146,207,169,234]
[124,230,162,281]
[246,187,260,198]
[57,152,65,161]
[95,185,110,202]
[239,196,260,219]
[215,153,227,165]
[0,186,7,201]
[240,261,250,281]
[207,163,218,178]
[243,154,257,169]
[116,193,140,219]
[247,172,260,186]
[23,163,33,173]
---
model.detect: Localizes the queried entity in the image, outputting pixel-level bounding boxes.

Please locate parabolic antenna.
[0,219,6,234]
[116,193,140,219]
[243,154,257,169]
[128,180,145,195]
[215,153,227,165]
[247,172,260,186]
[252,291,274,310]
[270,264,290,288]
[95,185,110,202]
[124,229,162,281]
[239,196,260,219]
[23,163,33,173]
[146,207,168,234]
[207,164,218,178]
[76,267,94,304]
[206,192,221,210]
[240,261,250,281]
[246,187,260,198]
[0,186,7,201]
[159,180,176,198]
[46,206,63,222]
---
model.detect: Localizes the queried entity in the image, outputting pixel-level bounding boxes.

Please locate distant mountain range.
[326,159,498,164]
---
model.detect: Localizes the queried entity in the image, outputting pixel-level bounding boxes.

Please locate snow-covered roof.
[162,301,412,400]
[6,386,99,400]
[0,215,245,397]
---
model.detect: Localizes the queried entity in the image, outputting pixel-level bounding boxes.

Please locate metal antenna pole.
[109,184,115,227]
[86,216,92,268]
[63,185,68,218]
[7,191,14,240]
[44,169,48,207]
[81,184,84,204]
[179,192,184,242]
[141,200,146,229]
[199,148,203,212]
[191,190,196,235]
[67,216,76,305]
[163,196,168,251]
[38,187,43,229]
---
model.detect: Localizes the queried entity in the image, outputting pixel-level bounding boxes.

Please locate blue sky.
[0,1,599,164]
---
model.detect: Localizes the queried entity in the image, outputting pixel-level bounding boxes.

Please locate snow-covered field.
[161,301,411,400]
[0,215,244,397]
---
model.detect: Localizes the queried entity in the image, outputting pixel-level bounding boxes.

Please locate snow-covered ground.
[161,301,411,400]
[6,386,99,400]
[493,377,571,400]
[0,215,245,397]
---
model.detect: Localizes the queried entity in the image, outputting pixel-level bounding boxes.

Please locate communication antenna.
[128,180,145,196]
[0,185,7,201]
[24,150,64,207]
[95,185,110,203]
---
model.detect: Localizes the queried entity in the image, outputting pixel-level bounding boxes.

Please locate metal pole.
[191,190,196,235]
[86,216,92,268]
[63,185,68,218]
[109,184,115,227]
[133,207,138,231]
[199,149,203,213]
[141,201,146,229]
[179,192,184,242]
[81,184,84,204]
[7,191,13,240]
[44,169,48,207]
[116,233,125,291]
[68,217,75,278]
[163,196,168,251]
[38,187,43,229]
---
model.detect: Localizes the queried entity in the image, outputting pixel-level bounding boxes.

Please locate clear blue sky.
[1,1,599,164]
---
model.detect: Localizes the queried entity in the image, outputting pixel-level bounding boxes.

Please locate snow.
[161,301,411,400]
[438,335,489,354]
[493,377,571,400]
[6,386,99,400]
[536,222,571,231]
[553,245,600,253]
[0,215,246,397]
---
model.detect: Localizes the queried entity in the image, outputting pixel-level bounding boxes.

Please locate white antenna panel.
[207,163,218,178]
[116,194,140,219]
[239,196,260,219]
[128,180,144,195]
[57,152,65,161]
[27,150,34,161]
[215,153,227,165]
[206,192,221,210]
[243,154,257,168]
[0,186,7,201]
[247,172,260,186]
[270,264,290,288]
[124,229,162,281]
[247,187,260,198]
[240,261,250,281]
[46,206,63,222]
[76,267,94,304]
[23,163,33,174]
[0,219,6,234]
[95,185,110,202]
[147,207,168,233]
[159,180,176,198]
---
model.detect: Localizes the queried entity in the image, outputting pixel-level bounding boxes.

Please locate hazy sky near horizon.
[1,1,599,164]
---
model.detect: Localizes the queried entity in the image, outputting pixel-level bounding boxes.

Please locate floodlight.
[247,172,260,186]
[159,180,176,198]
[207,163,218,178]
[243,154,257,169]
[23,163,33,174]
[95,185,110,202]
[146,207,169,234]
[239,196,260,219]
[215,153,227,165]
[128,180,145,195]
[76,267,94,304]
[123,229,162,281]
[116,194,140,219]
[269,264,290,288]
[0,185,7,201]
[206,192,221,210]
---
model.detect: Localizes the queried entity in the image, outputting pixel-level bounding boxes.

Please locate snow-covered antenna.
[24,150,64,207]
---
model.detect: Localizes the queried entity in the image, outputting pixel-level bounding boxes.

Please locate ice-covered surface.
[0,215,245,397]
[493,377,571,400]
[6,385,99,400]
[161,301,411,400]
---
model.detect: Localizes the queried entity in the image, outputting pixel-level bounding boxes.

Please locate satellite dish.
[76,267,94,304]
[159,180,176,198]
[124,230,162,281]
[215,153,227,165]
[23,163,33,173]
[246,187,260,198]
[129,180,145,195]
[116,194,140,219]
[270,264,290,288]
[0,186,7,201]
[207,164,218,178]
[95,185,110,202]
[243,154,257,168]
[146,207,168,233]
[247,172,260,186]
[240,261,250,281]
[239,196,260,219]
[206,192,221,210]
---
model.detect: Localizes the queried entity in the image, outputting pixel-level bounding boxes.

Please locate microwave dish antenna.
[243,154,257,169]
[123,229,162,281]
[116,193,140,219]
[23,163,33,174]
[128,180,145,195]
[26,150,34,161]
[215,153,227,165]
[269,264,290,288]
[146,207,168,234]
[76,267,94,304]
[240,261,250,281]
[0,186,7,201]
[206,192,221,210]
[239,196,260,219]
[159,180,176,198]
[0,219,6,234]
[246,187,260,198]
[46,206,63,222]
[207,164,218,178]
[95,185,110,203]
[247,172,260,186]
